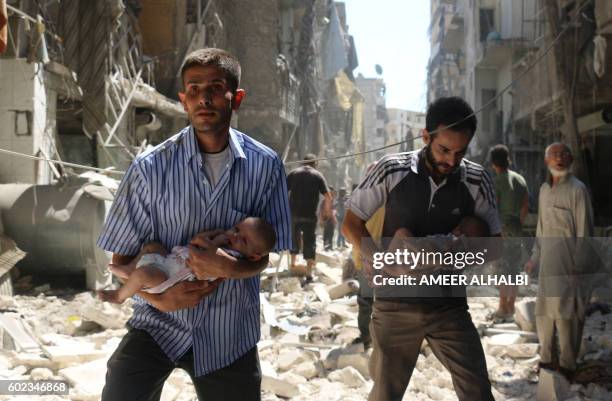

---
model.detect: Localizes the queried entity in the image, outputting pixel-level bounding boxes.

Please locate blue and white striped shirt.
[97,126,291,376]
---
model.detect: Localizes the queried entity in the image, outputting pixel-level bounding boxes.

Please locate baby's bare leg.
[109,242,168,279]
[98,265,168,304]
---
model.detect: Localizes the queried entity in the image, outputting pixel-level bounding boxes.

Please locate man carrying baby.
[342,97,501,401]
[97,48,291,401]
[98,217,276,304]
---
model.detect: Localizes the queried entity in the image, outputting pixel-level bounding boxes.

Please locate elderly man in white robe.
[525,142,595,380]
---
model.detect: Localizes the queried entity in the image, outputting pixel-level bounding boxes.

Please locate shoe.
[537,362,555,373]
[558,367,574,382]
[351,335,372,349]
[486,310,513,323]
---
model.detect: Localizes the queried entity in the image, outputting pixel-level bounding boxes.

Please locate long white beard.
[549,167,569,178]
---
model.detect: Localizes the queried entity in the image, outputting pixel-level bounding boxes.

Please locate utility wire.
[0,0,592,175]
[284,0,592,166]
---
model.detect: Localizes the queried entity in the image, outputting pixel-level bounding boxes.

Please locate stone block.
[515,299,537,332]
[328,366,367,388]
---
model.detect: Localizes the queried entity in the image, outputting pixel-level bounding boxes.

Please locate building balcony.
[475,35,513,68]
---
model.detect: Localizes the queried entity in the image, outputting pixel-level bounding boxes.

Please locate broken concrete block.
[0,296,18,309]
[80,303,124,330]
[327,280,359,300]
[278,371,308,386]
[260,362,300,399]
[30,367,54,380]
[326,303,356,321]
[505,343,539,359]
[0,313,40,352]
[312,283,332,303]
[305,313,332,330]
[59,357,108,400]
[262,375,299,398]
[8,352,55,370]
[294,360,320,379]
[277,349,307,372]
[316,251,342,268]
[278,277,302,295]
[515,299,537,332]
[315,263,342,285]
[485,354,498,371]
[323,344,364,370]
[337,353,369,379]
[328,366,367,388]
[160,382,180,401]
[41,334,107,368]
[488,333,521,346]
[335,326,360,345]
[536,369,570,401]
[269,292,285,302]
[485,344,506,357]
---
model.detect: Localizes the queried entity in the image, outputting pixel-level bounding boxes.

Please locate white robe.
[530,174,595,319]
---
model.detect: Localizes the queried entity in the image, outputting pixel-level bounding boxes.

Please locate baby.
[387,215,491,271]
[97,217,276,304]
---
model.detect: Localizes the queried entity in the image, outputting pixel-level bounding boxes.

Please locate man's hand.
[191,229,226,245]
[187,236,231,279]
[142,279,224,312]
[525,259,537,275]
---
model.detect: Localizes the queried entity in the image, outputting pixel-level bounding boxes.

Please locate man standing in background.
[489,144,528,322]
[287,154,332,280]
[527,142,595,380]
[336,187,348,248]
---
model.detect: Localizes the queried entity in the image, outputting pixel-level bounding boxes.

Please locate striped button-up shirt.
[97,126,291,376]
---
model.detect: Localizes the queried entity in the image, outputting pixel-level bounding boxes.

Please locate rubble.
[327,280,359,300]
[327,366,367,388]
[505,343,539,359]
[1,248,611,401]
[337,353,369,378]
[515,298,537,332]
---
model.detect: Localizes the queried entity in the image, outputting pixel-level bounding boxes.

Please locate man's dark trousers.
[102,327,261,401]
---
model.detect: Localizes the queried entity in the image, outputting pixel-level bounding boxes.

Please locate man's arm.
[322,191,333,218]
[186,240,269,280]
[342,210,381,275]
[110,253,222,312]
[137,280,223,312]
[520,193,529,225]
[573,185,595,274]
[526,190,543,274]
[112,253,137,266]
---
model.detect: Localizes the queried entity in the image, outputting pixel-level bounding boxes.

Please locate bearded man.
[526,142,595,380]
[342,97,500,401]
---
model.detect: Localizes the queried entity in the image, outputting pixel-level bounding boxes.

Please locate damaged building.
[427,0,612,231]
[0,0,368,290]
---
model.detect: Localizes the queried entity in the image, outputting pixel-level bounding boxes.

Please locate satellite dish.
[375,64,383,75]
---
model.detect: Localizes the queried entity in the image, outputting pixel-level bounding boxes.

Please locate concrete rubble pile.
[0,252,611,401]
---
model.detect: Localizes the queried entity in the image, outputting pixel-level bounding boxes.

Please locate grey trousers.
[536,315,585,371]
[368,300,494,401]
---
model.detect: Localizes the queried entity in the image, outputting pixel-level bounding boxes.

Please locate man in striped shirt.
[97,48,291,401]
[343,97,500,401]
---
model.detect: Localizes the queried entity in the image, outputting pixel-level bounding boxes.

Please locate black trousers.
[323,219,336,250]
[290,217,317,260]
[102,327,261,401]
